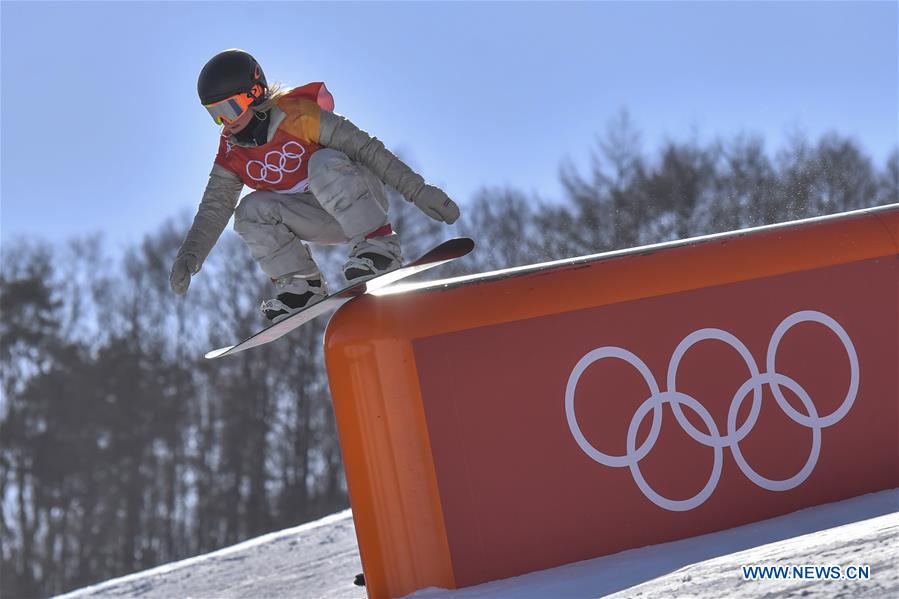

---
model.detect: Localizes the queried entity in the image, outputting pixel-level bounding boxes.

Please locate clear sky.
[2,1,897,246]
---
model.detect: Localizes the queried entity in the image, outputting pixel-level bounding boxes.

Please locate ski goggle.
[204,91,256,125]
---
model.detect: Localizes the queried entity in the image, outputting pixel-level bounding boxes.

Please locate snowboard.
[205,237,474,360]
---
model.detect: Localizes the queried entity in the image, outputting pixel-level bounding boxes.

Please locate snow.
[408,491,898,599]
[58,490,897,599]
[56,510,362,599]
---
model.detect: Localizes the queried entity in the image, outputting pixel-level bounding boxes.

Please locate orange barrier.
[324,205,899,598]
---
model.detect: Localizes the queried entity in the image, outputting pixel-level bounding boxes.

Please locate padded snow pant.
[233,148,390,280]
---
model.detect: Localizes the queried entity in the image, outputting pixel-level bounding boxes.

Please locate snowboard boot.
[343,227,403,283]
[261,273,329,323]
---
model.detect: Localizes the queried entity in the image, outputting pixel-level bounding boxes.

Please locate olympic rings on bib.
[246,141,305,185]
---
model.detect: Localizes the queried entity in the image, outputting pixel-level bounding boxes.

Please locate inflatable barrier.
[324,204,898,599]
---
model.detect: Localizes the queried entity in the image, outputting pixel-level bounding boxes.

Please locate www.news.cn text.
[741,564,870,581]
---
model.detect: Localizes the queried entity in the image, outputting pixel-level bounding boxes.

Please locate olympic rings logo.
[565,310,859,512]
[246,141,305,185]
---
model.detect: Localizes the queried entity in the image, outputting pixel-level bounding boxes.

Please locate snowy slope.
[59,490,897,599]
[409,491,898,599]
[56,511,363,599]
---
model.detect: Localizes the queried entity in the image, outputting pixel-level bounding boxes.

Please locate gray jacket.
[175,109,428,267]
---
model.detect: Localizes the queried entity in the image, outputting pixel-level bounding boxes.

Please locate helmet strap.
[248,83,266,105]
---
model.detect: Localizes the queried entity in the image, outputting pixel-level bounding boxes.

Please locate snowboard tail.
[205,237,474,359]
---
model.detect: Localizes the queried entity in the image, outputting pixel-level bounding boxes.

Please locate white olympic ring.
[565,310,859,512]
[246,141,305,184]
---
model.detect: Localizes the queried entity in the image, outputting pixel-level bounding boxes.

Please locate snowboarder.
[169,49,460,321]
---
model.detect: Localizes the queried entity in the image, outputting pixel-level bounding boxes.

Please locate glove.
[412,184,460,224]
[169,253,200,295]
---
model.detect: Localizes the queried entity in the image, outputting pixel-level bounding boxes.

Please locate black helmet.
[197,49,267,105]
